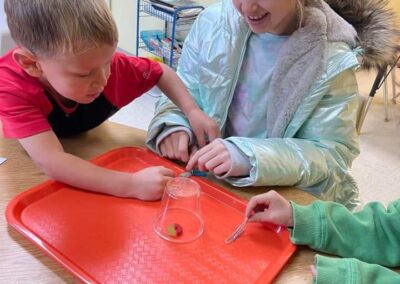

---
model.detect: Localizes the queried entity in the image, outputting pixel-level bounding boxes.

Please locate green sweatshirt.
[289,199,400,284]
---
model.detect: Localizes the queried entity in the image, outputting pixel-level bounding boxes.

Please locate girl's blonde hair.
[5,0,118,57]
[296,0,305,29]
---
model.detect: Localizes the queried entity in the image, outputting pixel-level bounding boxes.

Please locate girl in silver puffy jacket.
[147,0,398,210]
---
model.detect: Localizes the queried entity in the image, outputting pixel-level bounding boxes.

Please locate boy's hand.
[245,190,294,227]
[159,131,192,162]
[187,109,220,148]
[186,139,231,175]
[130,166,175,201]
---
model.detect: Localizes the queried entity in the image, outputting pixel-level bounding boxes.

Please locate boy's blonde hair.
[4,0,118,57]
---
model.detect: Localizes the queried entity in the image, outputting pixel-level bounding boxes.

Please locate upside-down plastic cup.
[153,177,204,243]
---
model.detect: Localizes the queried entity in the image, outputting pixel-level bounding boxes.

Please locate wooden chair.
[357,55,400,133]
[391,57,400,105]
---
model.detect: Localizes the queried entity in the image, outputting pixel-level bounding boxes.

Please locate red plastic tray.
[6,147,296,283]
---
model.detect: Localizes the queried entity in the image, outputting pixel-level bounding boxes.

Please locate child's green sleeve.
[314,255,400,284]
[289,199,400,267]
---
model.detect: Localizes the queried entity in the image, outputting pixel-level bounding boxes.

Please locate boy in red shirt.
[0,0,220,200]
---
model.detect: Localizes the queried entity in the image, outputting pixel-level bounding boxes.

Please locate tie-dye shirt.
[225,32,288,138]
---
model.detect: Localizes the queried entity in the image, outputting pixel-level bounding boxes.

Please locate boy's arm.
[156,63,220,148]
[19,131,173,200]
[313,255,400,284]
[290,199,400,267]
[146,13,205,156]
[157,64,199,120]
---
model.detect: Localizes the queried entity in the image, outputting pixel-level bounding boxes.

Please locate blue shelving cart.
[136,0,204,68]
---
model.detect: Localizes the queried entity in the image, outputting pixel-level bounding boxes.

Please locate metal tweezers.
[224,203,269,244]
[224,217,249,244]
[180,169,208,178]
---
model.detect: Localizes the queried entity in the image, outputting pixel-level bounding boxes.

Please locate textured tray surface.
[6,147,296,283]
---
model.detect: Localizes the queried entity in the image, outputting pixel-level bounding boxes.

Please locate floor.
[109,70,400,207]
[352,70,400,206]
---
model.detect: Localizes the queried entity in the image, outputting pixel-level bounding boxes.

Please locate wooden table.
[0,121,317,283]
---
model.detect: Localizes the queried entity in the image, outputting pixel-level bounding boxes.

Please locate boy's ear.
[12,48,43,77]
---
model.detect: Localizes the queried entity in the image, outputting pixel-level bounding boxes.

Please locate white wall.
[0,0,6,31]
[111,1,138,53]
[0,0,15,55]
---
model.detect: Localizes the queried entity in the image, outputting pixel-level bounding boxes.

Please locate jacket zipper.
[220,29,252,129]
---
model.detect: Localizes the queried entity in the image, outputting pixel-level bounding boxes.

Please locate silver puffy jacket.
[147,0,398,210]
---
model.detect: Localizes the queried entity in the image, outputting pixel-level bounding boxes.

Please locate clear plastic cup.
[153,177,204,243]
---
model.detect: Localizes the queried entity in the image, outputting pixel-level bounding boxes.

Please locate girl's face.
[232,0,299,35]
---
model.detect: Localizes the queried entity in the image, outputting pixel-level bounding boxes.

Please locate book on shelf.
[150,0,199,8]
[148,0,203,18]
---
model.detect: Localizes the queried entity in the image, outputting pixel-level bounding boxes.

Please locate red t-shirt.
[0,49,163,138]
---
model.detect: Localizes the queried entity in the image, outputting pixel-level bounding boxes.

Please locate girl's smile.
[233,0,299,35]
[246,12,270,29]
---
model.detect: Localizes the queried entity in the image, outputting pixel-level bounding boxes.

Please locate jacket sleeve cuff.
[155,126,193,154]
[289,201,325,249]
[215,139,252,179]
[314,255,357,284]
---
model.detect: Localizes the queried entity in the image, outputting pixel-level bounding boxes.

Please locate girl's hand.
[245,190,294,227]
[186,139,231,176]
[310,265,317,278]
[129,166,175,201]
[186,109,220,148]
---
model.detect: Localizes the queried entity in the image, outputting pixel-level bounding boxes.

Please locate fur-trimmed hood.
[321,0,400,69]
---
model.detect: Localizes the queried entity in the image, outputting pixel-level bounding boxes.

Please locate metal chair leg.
[383,79,389,122]
[394,92,400,103]
[356,59,400,133]
[392,64,400,104]
[392,65,397,104]
[357,96,373,134]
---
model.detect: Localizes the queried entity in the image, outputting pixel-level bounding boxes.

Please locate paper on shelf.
[0,157,6,165]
